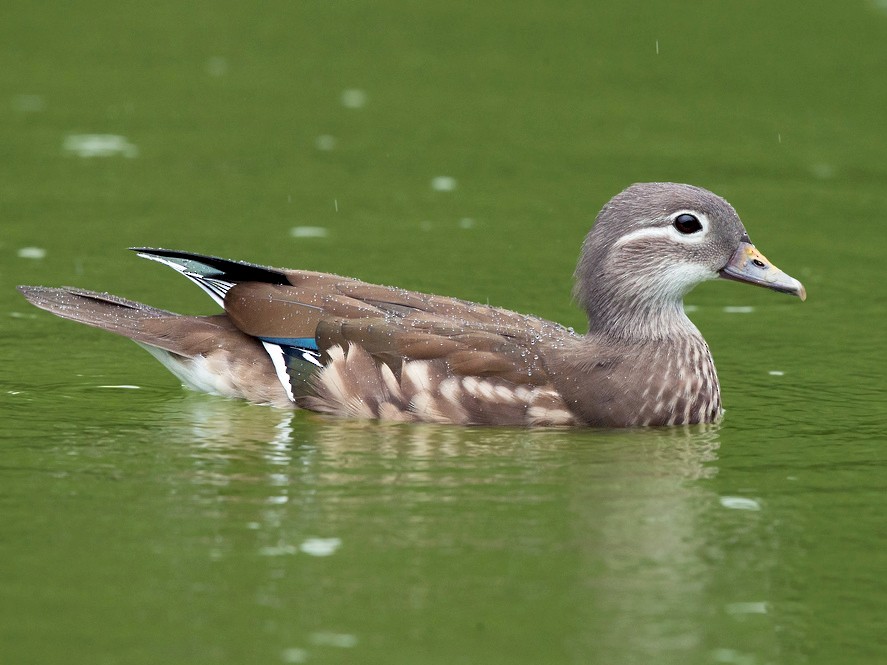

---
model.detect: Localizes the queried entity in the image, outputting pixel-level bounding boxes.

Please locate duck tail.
[17,286,181,344]
[131,248,289,306]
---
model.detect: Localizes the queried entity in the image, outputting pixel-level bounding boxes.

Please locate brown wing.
[222,274,573,386]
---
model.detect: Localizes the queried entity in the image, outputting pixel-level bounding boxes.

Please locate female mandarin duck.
[18,183,805,427]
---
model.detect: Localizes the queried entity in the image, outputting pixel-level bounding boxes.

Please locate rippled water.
[2,1,886,664]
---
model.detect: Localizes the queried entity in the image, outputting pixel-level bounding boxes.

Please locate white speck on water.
[259,543,299,557]
[431,176,457,192]
[97,384,141,390]
[9,312,37,319]
[723,306,754,314]
[315,134,337,151]
[310,632,358,648]
[684,304,699,313]
[280,647,309,663]
[290,226,329,238]
[459,217,475,229]
[810,162,835,179]
[655,39,660,54]
[12,94,45,112]
[8,390,22,395]
[206,56,228,77]
[711,648,757,664]
[719,496,761,511]
[341,88,367,108]
[334,199,339,212]
[300,537,341,557]
[63,134,139,158]
[246,521,261,530]
[768,370,785,376]
[419,220,433,231]
[777,133,782,143]
[18,246,47,259]
[725,601,768,615]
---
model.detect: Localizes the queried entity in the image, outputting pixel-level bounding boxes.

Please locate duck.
[17,182,805,427]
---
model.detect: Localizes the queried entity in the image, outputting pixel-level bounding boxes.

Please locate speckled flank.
[302,344,577,426]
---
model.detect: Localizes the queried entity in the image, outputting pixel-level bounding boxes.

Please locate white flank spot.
[439,377,461,403]
[340,88,367,108]
[379,363,403,401]
[17,246,46,259]
[723,306,755,314]
[719,496,761,511]
[410,391,437,421]
[63,134,138,158]
[514,385,532,401]
[300,537,341,557]
[461,376,479,396]
[527,406,575,426]
[319,360,349,405]
[431,176,457,192]
[403,361,432,392]
[475,381,496,401]
[290,226,329,238]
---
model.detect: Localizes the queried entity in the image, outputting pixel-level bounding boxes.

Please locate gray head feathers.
[574,182,749,340]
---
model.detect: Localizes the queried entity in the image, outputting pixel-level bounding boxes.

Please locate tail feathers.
[132,248,289,306]
[18,286,227,357]
[18,285,292,405]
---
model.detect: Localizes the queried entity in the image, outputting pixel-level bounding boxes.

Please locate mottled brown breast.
[544,334,721,427]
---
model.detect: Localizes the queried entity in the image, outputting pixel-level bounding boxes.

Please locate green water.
[2,1,886,663]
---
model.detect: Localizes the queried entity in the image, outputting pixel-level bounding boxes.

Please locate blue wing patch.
[259,336,319,351]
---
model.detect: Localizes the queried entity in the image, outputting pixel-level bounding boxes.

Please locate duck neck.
[584,296,701,344]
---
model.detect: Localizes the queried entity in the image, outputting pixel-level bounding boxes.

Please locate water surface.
[2,1,886,664]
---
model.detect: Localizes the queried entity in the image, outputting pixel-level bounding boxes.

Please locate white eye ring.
[667,210,710,243]
[613,210,711,248]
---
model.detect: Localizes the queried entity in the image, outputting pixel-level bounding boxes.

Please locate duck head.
[574,182,805,339]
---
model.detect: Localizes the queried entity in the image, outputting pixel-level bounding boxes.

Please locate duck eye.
[673,213,703,234]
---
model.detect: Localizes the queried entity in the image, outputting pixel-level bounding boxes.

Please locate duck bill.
[718,236,806,301]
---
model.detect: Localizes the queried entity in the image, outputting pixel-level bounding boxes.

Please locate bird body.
[18,183,805,427]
